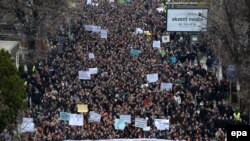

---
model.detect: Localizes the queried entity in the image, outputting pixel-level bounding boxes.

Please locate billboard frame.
[166,8,209,32]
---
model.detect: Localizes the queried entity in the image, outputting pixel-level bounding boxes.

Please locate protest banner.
[135,28,144,34]
[120,115,131,124]
[92,26,101,33]
[59,112,71,121]
[143,126,151,131]
[88,68,98,74]
[141,83,149,88]
[79,71,91,80]
[22,117,33,123]
[64,139,178,141]
[89,111,101,122]
[77,104,88,113]
[146,73,159,83]
[135,118,147,128]
[160,83,173,91]
[88,53,95,59]
[119,0,125,4]
[69,114,84,126]
[154,119,170,130]
[87,0,92,5]
[130,48,141,57]
[114,118,126,130]
[153,41,161,48]
[101,29,108,38]
[162,35,170,43]
[18,122,35,133]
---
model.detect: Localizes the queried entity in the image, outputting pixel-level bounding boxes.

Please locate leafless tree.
[0,0,69,63]
[203,0,250,109]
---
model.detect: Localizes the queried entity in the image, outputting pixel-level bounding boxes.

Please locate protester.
[1,0,248,141]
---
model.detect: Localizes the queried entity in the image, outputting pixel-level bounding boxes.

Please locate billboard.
[167,9,208,32]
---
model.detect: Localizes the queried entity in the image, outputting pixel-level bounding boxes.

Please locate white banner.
[135,118,147,128]
[135,28,144,34]
[84,25,93,31]
[120,115,131,124]
[162,35,170,43]
[88,53,95,59]
[153,40,161,48]
[18,122,35,133]
[92,26,101,33]
[160,83,173,91]
[101,29,108,38]
[88,68,98,74]
[79,71,91,80]
[89,111,101,122]
[65,139,177,141]
[146,73,159,83]
[143,126,151,131]
[69,114,84,126]
[154,119,169,130]
[87,0,92,5]
[167,9,208,32]
[22,117,33,123]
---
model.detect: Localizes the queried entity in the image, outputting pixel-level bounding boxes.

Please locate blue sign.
[226,65,235,78]
[59,112,70,121]
[213,58,219,66]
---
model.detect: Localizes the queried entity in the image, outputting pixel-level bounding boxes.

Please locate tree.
[0,0,69,63]
[0,49,26,131]
[202,0,250,108]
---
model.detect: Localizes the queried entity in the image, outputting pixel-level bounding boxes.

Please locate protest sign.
[69,114,84,126]
[64,139,178,141]
[156,7,164,12]
[114,119,126,130]
[119,0,125,4]
[146,73,159,83]
[79,71,91,80]
[88,68,98,74]
[141,83,149,88]
[22,117,33,123]
[144,31,152,36]
[84,25,93,31]
[18,122,35,133]
[153,41,161,48]
[143,126,151,131]
[101,29,108,39]
[77,104,88,113]
[130,48,141,57]
[88,53,94,59]
[135,28,143,34]
[120,115,131,124]
[160,83,173,91]
[87,0,92,5]
[135,118,147,128]
[59,112,70,121]
[89,111,101,122]
[92,26,101,33]
[162,35,170,43]
[154,119,170,130]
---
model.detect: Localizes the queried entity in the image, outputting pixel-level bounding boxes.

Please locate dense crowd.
[1,0,249,141]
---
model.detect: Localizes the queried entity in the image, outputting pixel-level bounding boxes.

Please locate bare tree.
[0,0,69,63]
[203,0,250,109]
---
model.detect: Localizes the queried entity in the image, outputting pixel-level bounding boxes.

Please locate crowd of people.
[1,0,249,141]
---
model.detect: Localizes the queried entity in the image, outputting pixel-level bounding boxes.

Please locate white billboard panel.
[167,9,208,32]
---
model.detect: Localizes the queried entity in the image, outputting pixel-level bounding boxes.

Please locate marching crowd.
[1,0,249,141]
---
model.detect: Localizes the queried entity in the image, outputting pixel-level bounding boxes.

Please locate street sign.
[226,65,235,78]
[213,58,219,66]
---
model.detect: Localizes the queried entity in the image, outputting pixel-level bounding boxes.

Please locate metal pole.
[230,78,232,105]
